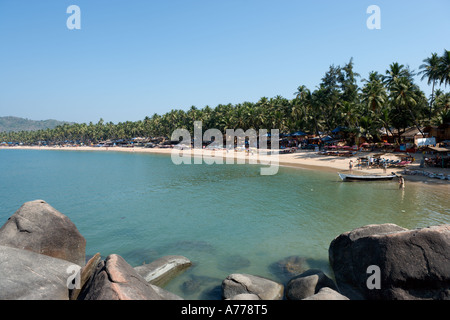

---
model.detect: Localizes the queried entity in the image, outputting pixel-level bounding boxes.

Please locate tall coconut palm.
[438,49,450,87]
[361,71,387,114]
[419,52,440,119]
[389,76,427,137]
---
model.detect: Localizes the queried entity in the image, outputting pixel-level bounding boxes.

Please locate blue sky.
[0,0,449,124]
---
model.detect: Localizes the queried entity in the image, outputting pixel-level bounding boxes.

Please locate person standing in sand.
[349,160,353,172]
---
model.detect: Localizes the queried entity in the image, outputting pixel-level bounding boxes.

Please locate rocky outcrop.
[269,255,309,283]
[69,253,102,300]
[329,223,450,300]
[302,287,349,300]
[0,200,86,266]
[134,255,192,287]
[226,293,261,300]
[285,269,338,300]
[0,245,78,300]
[78,254,183,300]
[222,274,284,300]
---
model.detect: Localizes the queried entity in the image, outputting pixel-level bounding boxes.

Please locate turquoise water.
[1,149,449,299]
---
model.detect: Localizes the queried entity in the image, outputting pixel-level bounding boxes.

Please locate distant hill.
[0,116,73,132]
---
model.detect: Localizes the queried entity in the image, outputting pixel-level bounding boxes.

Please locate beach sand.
[2,145,449,187]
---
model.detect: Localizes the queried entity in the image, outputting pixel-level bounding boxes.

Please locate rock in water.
[222,274,284,300]
[286,269,338,300]
[329,224,450,300]
[78,254,183,300]
[302,287,349,300]
[269,255,309,283]
[0,200,86,266]
[134,255,192,287]
[0,245,79,300]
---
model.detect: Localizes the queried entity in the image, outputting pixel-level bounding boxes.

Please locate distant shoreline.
[2,145,449,187]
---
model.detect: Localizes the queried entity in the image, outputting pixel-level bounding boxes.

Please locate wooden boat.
[338,172,396,181]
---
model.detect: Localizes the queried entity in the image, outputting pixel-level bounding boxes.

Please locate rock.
[69,253,102,300]
[286,269,338,300]
[0,200,86,266]
[0,245,79,300]
[181,278,202,295]
[218,254,251,272]
[226,293,261,300]
[199,285,223,300]
[222,274,284,300]
[302,287,350,300]
[149,284,184,300]
[329,224,450,300]
[134,255,192,287]
[181,274,221,296]
[269,255,309,283]
[78,254,183,300]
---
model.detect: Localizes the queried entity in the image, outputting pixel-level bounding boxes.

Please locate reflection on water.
[0,149,449,299]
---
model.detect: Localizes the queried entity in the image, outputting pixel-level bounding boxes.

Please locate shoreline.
[2,145,449,187]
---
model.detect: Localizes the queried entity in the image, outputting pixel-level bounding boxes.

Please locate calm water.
[1,149,449,299]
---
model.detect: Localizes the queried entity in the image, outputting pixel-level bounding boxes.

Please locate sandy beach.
[2,145,449,186]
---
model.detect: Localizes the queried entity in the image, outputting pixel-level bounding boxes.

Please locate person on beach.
[349,160,353,172]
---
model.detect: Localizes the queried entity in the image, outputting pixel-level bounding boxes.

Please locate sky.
[0,0,449,124]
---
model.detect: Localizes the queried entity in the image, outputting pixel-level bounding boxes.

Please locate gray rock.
[0,200,86,266]
[286,269,338,300]
[134,255,192,287]
[329,224,450,300]
[222,274,284,300]
[218,254,251,272]
[78,254,183,300]
[226,293,261,300]
[150,284,184,300]
[69,253,102,300]
[269,255,309,283]
[0,245,79,300]
[302,287,350,300]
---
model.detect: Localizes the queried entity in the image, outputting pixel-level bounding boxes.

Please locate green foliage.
[1,51,449,145]
[0,117,72,133]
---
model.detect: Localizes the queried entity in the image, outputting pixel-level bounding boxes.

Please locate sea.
[0,149,449,299]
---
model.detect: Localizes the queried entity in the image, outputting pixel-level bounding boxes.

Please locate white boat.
[338,172,396,181]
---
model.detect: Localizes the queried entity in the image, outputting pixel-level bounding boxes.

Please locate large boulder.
[0,200,86,266]
[286,269,338,300]
[134,255,192,287]
[222,274,284,300]
[0,245,79,300]
[69,253,102,300]
[329,224,450,300]
[302,287,349,300]
[78,254,183,300]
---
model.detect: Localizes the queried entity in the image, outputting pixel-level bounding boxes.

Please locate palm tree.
[361,71,387,113]
[433,91,450,125]
[389,76,427,137]
[438,49,450,87]
[419,52,440,119]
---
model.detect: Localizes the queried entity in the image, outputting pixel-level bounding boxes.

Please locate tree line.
[1,50,449,146]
